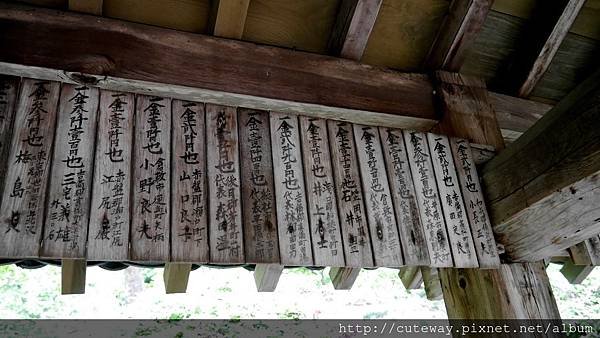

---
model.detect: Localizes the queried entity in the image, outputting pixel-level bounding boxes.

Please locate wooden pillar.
[61,259,86,295]
[421,267,443,301]
[330,267,361,290]
[434,71,560,319]
[163,263,192,294]
[398,266,423,290]
[254,264,284,292]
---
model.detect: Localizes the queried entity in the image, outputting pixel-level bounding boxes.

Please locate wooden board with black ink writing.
[171,100,208,263]
[0,76,19,200]
[300,117,344,267]
[0,79,60,258]
[206,104,244,264]
[353,124,403,267]
[88,90,134,261]
[270,112,313,266]
[41,84,99,258]
[380,128,430,266]
[239,108,279,264]
[428,134,478,268]
[131,95,171,261]
[404,131,453,267]
[451,138,500,268]
[328,121,374,268]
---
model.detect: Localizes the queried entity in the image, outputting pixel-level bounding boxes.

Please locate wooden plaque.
[171,100,209,263]
[270,112,313,266]
[238,108,280,264]
[328,120,374,268]
[0,79,60,258]
[353,124,403,267]
[404,131,453,267]
[206,104,244,263]
[41,84,99,258]
[131,95,171,261]
[88,90,134,261]
[0,76,19,200]
[380,127,430,266]
[300,117,344,267]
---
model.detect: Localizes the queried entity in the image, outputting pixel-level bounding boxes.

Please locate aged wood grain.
[87,90,133,261]
[586,235,600,266]
[41,84,99,258]
[270,112,313,266]
[0,76,19,201]
[404,131,453,267]
[353,124,403,267]
[328,0,383,60]
[238,108,279,264]
[380,128,429,266]
[209,0,250,39]
[398,266,422,290]
[327,120,374,267]
[206,104,244,264]
[427,133,478,268]
[300,117,344,267]
[0,79,60,258]
[421,266,443,301]
[171,100,208,263]
[131,95,171,261]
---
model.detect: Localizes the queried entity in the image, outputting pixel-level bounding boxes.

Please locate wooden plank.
[68,0,103,15]
[517,0,587,97]
[451,138,500,268]
[586,235,600,266]
[0,79,60,258]
[488,91,551,142]
[327,120,374,267]
[328,0,382,60]
[380,128,429,266]
[238,108,279,264]
[0,3,438,129]
[206,104,244,264]
[425,0,494,71]
[568,241,593,266]
[427,133,478,268]
[254,263,284,292]
[421,267,443,301]
[353,124,403,267]
[209,0,250,39]
[87,90,133,261]
[131,95,171,261]
[61,259,86,294]
[329,267,361,290]
[299,117,344,267]
[171,100,208,263]
[404,131,453,267]
[41,85,99,258]
[398,266,423,290]
[560,259,594,284]
[270,112,313,266]
[0,76,19,201]
[163,262,191,294]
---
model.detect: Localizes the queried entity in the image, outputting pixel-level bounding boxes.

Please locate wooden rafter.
[328,0,382,60]
[208,0,250,39]
[68,0,103,15]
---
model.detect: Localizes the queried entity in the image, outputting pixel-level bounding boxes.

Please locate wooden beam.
[68,0,103,15]
[421,267,443,301]
[163,263,192,294]
[516,0,587,97]
[254,264,283,292]
[425,0,494,71]
[61,259,86,295]
[560,259,594,284]
[328,0,382,60]
[330,267,361,290]
[398,266,423,290]
[209,0,250,39]
[483,68,600,261]
[488,92,552,142]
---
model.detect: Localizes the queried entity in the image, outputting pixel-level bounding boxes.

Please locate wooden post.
[254,264,284,292]
[421,267,443,301]
[163,263,192,294]
[330,267,361,290]
[560,260,594,284]
[398,266,422,290]
[62,259,86,295]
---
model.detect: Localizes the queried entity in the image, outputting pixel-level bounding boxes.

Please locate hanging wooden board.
[451,138,500,268]
[238,108,280,264]
[0,79,60,258]
[171,100,209,263]
[353,124,403,267]
[0,76,19,200]
[428,134,478,268]
[327,120,374,268]
[41,85,99,258]
[206,104,244,264]
[270,112,313,266]
[300,117,345,267]
[131,95,171,261]
[87,90,134,261]
[404,131,453,267]
[380,128,430,266]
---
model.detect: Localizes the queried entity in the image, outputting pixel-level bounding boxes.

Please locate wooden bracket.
[254,264,284,292]
[61,259,87,295]
[329,267,361,290]
[163,263,192,294]
[398,266,423,290]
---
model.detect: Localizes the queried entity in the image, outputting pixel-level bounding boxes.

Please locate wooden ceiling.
[12,0,600,104]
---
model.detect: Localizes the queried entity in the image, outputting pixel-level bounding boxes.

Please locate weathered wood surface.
[398,266,423,290]
[380,128,429,266]
[87,90,133,261]
[42,84,99,259]
[0,76,19,201]
[451,138,500,268]
[300,117,344,267]
[254,263,284,292]
[568,236,600,266]
[68,0,103,15]
[61,259,87,295]
[330,267,361,290]
[163,262,191,293]
[586,235,600,266]
[238,108,279,264]
[171,100,208,263]
[329,0,383,60]
[560,259,594,284]
[0,79,60,258]
[209,0,250,39]
[206,104,243,264]
[354,125,403,267]
[131,95,171,261]
[327,121,374,267]
[428,133,478,268]
[421,267,443,301]
[270,112,313,266]
[404,131,453,268]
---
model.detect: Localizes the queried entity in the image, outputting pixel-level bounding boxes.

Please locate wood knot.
[458,277,467,289]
